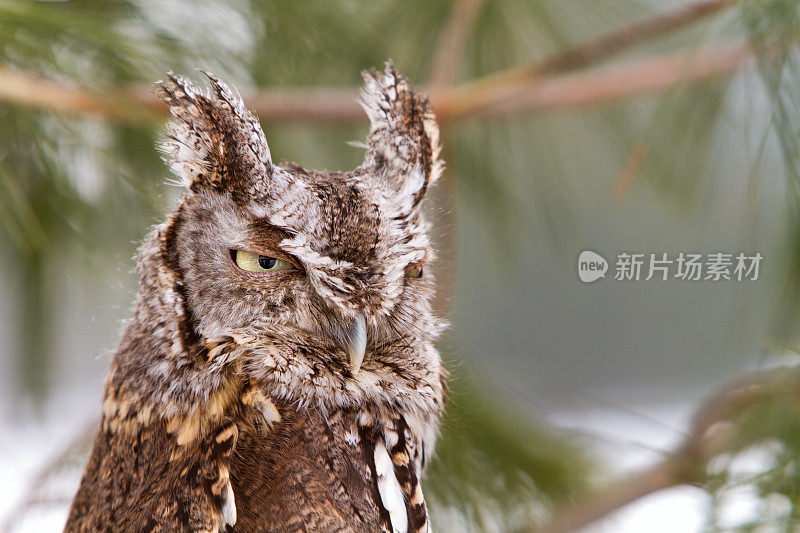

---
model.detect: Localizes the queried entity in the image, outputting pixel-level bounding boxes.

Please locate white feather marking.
[222,479,237,527]
[358,411,374,427]
[374,439,407,533]
[344,428,360,446]
[253,396,281,427]
[397,168,426,203]
[384,429,399,449]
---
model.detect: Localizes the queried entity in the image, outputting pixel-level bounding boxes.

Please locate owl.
[65,63,446,532]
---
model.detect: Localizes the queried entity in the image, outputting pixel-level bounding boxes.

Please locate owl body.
[66,65,445,532]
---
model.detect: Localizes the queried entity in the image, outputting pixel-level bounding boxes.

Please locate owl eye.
[232,250,294,273]
[405,263,424,279]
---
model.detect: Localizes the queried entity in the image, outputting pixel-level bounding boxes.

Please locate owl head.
[153,65,444,383]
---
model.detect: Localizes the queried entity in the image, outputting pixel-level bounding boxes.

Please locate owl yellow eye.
[232,250,294,273]
[405,263,424,279]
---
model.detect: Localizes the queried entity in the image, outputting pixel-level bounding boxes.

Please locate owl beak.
[344,314,367,376]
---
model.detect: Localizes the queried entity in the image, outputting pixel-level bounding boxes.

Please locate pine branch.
[482,0,734,85]
[438,0,736,116]
[427,0,487,89]
[0,68,163,124]
[442,42,752,119]
[540,366,800,532]
[0,41,753,126]
[0,0,748,125]
[0,68,361,124]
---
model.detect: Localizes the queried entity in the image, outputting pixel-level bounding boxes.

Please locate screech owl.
[65,63,446,532]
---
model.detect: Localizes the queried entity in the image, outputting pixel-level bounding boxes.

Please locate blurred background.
[3,0,800,531]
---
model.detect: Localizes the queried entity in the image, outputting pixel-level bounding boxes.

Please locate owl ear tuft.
[359,62,443,217]
[155,71,273,198]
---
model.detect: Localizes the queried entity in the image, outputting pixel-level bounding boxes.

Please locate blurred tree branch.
[462,0,735,88]
[0,68,163,125]
[449,42,752,119]
[540,366,800,532]
[0,41,753,125]
[428,0,486,89]
[0,0,749,125]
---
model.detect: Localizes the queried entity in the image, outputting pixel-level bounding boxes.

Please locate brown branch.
[236,88,361,123]
[428,0,486,89]
[0,0,744,126]
[532,0,734,76]
[524,0,735,79]
[0,0,745,125]
[0,68,363,125]
[539,458,683,533]
[0,69,164,124]
[539,366,800,533]
[452,0,736,105]
[612,143,649,201]
[439,42,753,119]
[0,42,753,126]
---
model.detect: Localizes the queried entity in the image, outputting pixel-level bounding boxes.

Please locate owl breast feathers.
[66,63,446,533]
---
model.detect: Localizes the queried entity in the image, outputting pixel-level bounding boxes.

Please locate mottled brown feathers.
[156,71,273,200]
[67,64,444,532]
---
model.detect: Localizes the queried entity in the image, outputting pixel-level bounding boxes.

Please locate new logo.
[578,250,608,283]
